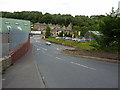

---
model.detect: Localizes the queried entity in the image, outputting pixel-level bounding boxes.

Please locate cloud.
[0,0,119,16]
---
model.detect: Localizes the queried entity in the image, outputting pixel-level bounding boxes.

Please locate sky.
[0,0,119,16]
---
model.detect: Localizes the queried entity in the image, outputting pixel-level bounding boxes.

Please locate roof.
[88,31,102,35]
[0,18,31,33]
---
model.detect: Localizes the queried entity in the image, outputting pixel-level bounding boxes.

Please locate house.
[117,1,120,17]
[84,31,102,41]
[33,23,73,36]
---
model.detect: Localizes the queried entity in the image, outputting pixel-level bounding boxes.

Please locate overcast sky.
[0,0,119,16]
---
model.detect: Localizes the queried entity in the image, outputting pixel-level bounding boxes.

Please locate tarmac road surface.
[31,35,118,88]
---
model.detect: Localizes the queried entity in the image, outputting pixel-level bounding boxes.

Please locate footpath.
[2,45,45,88]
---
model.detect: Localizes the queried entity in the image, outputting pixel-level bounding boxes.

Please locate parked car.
[56,37,60,39]
[77,39,86,42]
[65,37,72,40]
[72,38,78,41]
[45,42,51,45]
[56,37,63,39]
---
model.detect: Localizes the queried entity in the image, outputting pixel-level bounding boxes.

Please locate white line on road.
[42,76,45,80]
[89,67,96,70]
[37,48,41,51]
[56,57,65,61]
[36,41,39,42]
[57,48,60,50]
[35,46,47,51]
[56,57,61,59]
[70,62,96,70]
[2,79,5,81]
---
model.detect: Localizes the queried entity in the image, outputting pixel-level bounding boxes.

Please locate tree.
[64,32,67,37]
[45,26,51,38]
[58,31,64,37]
[66,32,72,37]
[91,8,120,51]
[73,25,81,31]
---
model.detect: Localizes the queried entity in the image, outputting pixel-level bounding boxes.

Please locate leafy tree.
[58,31,64,37]
[45,26,51,38]
[73,25,81,31]
[66,32,72,37]
[91,9,120,51]
[64,32,67,37]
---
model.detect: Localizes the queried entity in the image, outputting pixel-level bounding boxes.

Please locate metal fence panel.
[1,18,31,57]
[9,28,29,51]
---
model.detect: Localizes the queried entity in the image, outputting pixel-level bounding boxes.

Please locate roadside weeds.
[61,50,119,64]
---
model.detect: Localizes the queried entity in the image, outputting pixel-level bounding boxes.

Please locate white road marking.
[57,48,60,50]
[56,57,61,59]
[42,76,45,80]
[36,41,40,42]
[34,37,41,40]
[89,68,96,70]
[37,48,40,51]
[56,57,65,61]
[70,62,96,70]
[2,79,5,81]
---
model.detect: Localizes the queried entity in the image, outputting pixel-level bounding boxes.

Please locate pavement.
[2,43,45,88]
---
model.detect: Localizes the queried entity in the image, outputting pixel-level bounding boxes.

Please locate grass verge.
[45,38,119,63]
[45,38,95,50]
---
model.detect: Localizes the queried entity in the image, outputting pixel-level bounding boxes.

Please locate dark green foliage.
[64,32,68,37]
[66,32,72,37]
[72,26,81,31]
[58,31,64,37]
[45,26,51,38]
[91,13,120,51]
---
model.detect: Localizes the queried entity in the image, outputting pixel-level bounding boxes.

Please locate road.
[31,35,118,88]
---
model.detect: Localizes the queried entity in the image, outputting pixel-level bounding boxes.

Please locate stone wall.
[0,55,12,74]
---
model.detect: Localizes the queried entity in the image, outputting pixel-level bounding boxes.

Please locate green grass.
[45,38,95,50]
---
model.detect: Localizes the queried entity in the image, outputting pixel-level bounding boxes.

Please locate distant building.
[33,23,73,36]
[118,1,120,13]
[118,1,120,17]
[33,23,41,30]
[84,31,102,40]
[1,18,31,62]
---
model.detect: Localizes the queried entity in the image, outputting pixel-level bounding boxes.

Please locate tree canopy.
[91,9,120,51]
[45,26,51,38]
